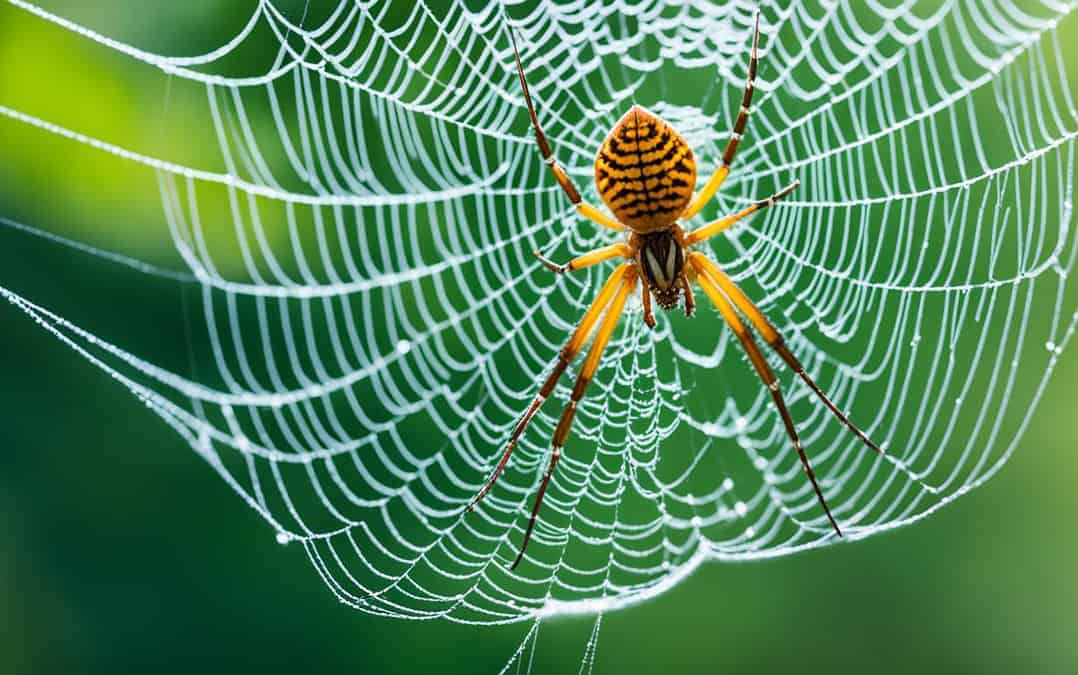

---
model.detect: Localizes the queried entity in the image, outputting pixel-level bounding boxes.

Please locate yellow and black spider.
[471,14,883,569]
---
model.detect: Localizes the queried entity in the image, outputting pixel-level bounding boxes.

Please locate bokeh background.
[2,1,1076,673]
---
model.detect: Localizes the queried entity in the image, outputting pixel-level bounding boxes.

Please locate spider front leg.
[689,253,882,456]
[690,253,842,535]
[682,11,761,220]
[509,28,623,233]
[534,242,633,275]
[468,263,632,513]
[511,267,637,569]
[685,180,799,246]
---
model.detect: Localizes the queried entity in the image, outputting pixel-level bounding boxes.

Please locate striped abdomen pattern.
[594,105,697,232]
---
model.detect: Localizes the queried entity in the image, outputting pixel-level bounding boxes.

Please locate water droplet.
[1046,341,1057,352]
[691,515,702,527]
[753,457,767,470]
[275,532,291,545]
[735,501,748,516]
[396,339,412,355]
[910,334,921,347]
[736,416,748,431]
[722,478,735,491]
[744,527,756,538]
[235,434,250,451]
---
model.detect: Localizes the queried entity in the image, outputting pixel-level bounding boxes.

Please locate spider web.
[2,0,1077,650]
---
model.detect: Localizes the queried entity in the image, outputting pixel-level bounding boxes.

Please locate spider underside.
[469,13,884,570]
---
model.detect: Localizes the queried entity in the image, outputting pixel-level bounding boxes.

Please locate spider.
[470,13,883,570]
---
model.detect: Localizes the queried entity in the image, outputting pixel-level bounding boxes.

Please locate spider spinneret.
[470,13,885,570]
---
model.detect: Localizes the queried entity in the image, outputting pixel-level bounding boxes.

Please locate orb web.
[1,0,1076,648]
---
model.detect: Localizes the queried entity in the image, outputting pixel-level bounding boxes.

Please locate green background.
[2,1,1076,673]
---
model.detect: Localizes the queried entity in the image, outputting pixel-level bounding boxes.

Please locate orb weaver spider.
[471,13,883,569]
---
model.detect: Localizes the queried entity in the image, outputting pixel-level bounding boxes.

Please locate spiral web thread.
[1,0,1077,649]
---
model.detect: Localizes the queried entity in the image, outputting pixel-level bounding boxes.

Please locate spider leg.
[690,253,842,536]
[511,268,637,569]
[685,181,798,246]
[508,28,623,233]
[682,11,761,221]
[680,276,696,317]
[468,263,632,513]
[639,274,656,328]
[689,253,882,456]
[534,242,633,275]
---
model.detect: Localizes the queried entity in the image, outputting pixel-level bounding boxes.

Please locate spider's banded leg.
[508,29,623,233]
[691,255,842,536]
[684,181,798,246]
[639,274,656,328]
[682,12,761,220]
[689,254,882,456]
[511,269,637,569]
[535,242,633,275]
[468,263,632,512]
[680,277,696,317]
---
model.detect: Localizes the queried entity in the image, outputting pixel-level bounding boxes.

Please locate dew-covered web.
[2,0,1077,652]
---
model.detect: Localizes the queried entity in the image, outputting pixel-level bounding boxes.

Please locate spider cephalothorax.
[469,13,884,570]
[633,229,687,311]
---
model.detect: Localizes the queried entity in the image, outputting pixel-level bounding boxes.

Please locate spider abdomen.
[594,105,696,232]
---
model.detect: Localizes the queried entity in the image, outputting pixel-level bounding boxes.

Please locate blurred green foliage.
[1,1,1076,673]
